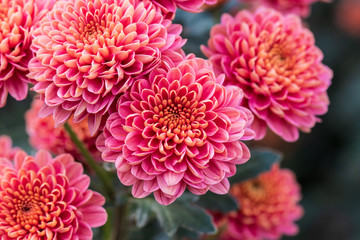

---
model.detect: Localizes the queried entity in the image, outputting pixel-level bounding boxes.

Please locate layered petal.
[150,0,217,18]
[0,135,21,160]
[0,0,56,107]
[239,0,330,17]
[97,55,255,205]
[202,8,332,142]
[0,150,107,239]
[215,165,303,240]
[28,0,186,134]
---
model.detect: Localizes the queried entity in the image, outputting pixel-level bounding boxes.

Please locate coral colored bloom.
[218,165,303,240]
[202,8,332,142]
[25,98,102,162]
[0,150,107,239]
[0,135,21,160]
[150,0,216,18]
[28,0,185,135]
[240,0,330,17]
[0,0,55,107]
[97,55,255,205]
[336,0,360,37]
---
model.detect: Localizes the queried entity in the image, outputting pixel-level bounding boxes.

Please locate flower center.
[239,180,268,203]
[255,38,303,93]
[155,97,195,131]
[1,188,46,235]
[0,173,66,237]
[152,95,207,145]
[14,198,42,225]
[21,204,31,212]
[267,44,293,69]
[79,20,106,44]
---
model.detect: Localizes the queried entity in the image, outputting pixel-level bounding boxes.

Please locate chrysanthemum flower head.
[240,0,330,17]
[25,98,102,162]
[218,165,303,240]
[0,150,107,239]
[0,0,55,107]
[336,0,360,37]
[0,135,21,160]
[0,136,22,177]
[149,0,216,18]
[28,0,186,135]
[202,8,332,142]
[97,55,255,205]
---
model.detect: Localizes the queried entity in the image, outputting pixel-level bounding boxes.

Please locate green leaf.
[129,220,166,240]
[230,148,283,184]
[153,196,216,236]
[152,203,178,236]
[133,198,154,228]
[132,194,216,237]
[196,192,238,213]
[172,203,214,234]
[175,227,200,240]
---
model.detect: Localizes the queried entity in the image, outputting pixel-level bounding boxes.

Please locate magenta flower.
[202,8,332,142]
[216,165,303,240]
[240,0,330,17]
[0,150,107,239]
[0,0,55,107]
[28,0,186,134]
[97,55,255,205]
[150,0,216,18]
[336,0,360,38]
[25,98,102,162]
[0,135,21,160]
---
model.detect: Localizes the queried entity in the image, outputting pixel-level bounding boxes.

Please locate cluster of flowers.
[0,0,331,238]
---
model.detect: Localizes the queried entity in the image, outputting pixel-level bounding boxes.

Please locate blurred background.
[1,0,359,239]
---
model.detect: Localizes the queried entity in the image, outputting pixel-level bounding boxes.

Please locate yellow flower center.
[79,20,106,44]
[0,172,68,238]
[152,96,207,145]
[233,179,269,203]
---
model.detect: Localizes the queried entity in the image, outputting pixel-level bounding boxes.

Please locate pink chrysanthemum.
[28,0,186,135]
[97,55,255,205]
[0,135,21,160]
[150,0,216,18]
[217,165,303,240]
[0,150,107,239]
[336,0,360,37]
[25,98,102,162]
[0,0,55,107]
[240,0,330,17]
[202,8,332,142]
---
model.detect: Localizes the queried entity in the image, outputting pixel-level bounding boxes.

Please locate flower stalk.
[64,122,115,200]
[112,203,130,240]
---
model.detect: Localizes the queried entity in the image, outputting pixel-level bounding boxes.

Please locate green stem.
[112,203,129,240]
[102,208,114,240]
[64,122,115,200]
